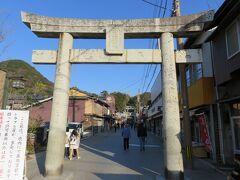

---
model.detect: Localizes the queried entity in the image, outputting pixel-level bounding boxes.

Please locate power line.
[157,0,163,17]
[141,64,149,93]
[141,0,159,93]
[146,64,152,78]
[119,79,142,92]
[144,40,160,92]
[141,65,149,92]
[145,65,158,92]
[205,0,211,10]
[141,0,167,93]
[212,0,219,7]
[162,0,168,17]
[142,0,171,11]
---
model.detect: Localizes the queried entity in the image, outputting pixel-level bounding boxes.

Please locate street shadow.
[80,129,164,179]
[33,132,47,176]
[94,172,155,180]
[34,150,46,176]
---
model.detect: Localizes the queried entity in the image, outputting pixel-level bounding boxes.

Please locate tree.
[127,96,137,107]
[0,12,14,57]
[127,92,151,109]
[111,92,129,112]
[26,81,48,104]
[100,90,109,99]
[140,92,151,106]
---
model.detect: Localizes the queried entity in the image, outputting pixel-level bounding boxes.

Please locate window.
[231,103,240,116]
[230,103,240,152]
[196,64,203,80]
[12,80,25,88]
[186,67,191,87]
[226,19,240,58]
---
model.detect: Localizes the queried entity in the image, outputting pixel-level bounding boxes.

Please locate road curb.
[196,158,228,177]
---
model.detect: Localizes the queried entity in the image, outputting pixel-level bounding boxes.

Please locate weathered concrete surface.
[32,50,57,64]
[175,49,202,64]
[21,11,214,38]
[106,26,124,54]
[161,32,184,178]
[32,49,202,64]
[45,33,73,176]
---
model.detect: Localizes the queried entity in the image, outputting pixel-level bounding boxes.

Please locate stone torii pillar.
[45,33,73,176]
[21,11,213,179]
[161,32,183,179]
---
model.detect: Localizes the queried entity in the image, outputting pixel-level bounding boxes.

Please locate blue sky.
[0,0,223,96]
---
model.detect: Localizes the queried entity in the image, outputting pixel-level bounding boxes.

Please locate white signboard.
[0,110,29,180]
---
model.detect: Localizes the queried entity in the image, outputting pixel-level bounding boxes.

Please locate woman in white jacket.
[69,129,81,160]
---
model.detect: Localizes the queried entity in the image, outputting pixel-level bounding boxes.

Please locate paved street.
[27,129,227,180]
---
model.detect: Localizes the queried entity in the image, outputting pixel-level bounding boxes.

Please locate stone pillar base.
[164,168,184,180]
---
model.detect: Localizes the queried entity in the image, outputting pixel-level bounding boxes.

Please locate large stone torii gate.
[22,11,213,179]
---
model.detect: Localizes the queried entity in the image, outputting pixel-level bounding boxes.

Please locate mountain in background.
[110,91,151,112]
[0,60,54,102]
[0,59,152,109]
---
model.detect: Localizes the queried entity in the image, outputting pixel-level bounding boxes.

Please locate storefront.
[230,101,240,155]
[189,105,217,161]
[216,99,237,165]
[147,113,163,138]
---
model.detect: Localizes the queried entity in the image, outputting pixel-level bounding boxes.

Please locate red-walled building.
[27,97,86,124]
[24,88,110,134]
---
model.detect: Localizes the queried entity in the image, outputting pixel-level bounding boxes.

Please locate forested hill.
[0,59,53,98]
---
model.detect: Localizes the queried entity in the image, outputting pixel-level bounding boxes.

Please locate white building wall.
[148,72,163,117]
[148,98,162,117]
[151,72,162,102]
[202,42,213,77]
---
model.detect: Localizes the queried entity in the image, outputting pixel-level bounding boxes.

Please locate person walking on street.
[122,124,131,150]
[137,120,147,151]
[114,123,117,133]
[69,129,81,160]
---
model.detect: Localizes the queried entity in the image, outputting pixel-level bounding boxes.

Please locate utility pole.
[174,0,193,169]
[1,71,8,109]
[137,89,141,114]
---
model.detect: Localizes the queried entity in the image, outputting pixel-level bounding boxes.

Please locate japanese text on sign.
[0,110,29,180]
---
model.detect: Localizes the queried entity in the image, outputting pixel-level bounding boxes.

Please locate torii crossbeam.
[22,11,213,179]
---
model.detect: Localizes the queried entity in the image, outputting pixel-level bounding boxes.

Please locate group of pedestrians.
[64,120,147,160]
[65,127,81,160]
[121,119,147,151]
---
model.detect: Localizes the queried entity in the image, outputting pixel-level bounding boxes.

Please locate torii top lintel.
[21,11,214,39]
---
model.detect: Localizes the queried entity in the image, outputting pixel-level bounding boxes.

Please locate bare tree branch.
[0,10,15,57]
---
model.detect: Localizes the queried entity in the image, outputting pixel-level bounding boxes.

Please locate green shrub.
[28,118,42,134]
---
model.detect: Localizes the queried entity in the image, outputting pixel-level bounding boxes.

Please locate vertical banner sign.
[0,110,29,180]
[197,113,212,152]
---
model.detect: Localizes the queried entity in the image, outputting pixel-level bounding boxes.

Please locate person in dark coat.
[122,124,131,150]
[137,120,147,151]
[228,155,240,180]
[114,123,117,133]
